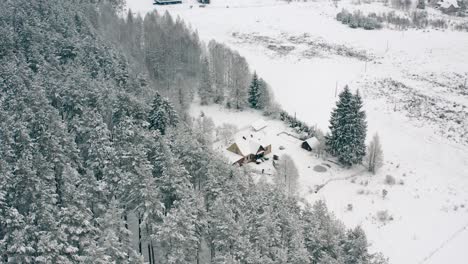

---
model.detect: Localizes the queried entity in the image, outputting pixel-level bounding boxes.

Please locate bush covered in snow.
[337,9,450,30]
[455,21,468,31]
[376,210,393,222]
[385,175,396,185]
[382,189,388,198]
[336,9,383,30]
[279,110,316,136]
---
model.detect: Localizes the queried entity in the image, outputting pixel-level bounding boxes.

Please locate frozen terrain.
[127,0,468,263]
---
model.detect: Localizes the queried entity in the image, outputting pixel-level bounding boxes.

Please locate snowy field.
[126,0,468,263]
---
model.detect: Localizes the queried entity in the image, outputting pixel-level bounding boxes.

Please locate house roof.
[223,149,244,164]
[438,0,459,8]
[235,139,263,156]
[304,137,320,149]
[251,119,268,131]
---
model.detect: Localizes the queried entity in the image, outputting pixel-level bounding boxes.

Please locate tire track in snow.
[418,222,468,264]
[314,168,367,193]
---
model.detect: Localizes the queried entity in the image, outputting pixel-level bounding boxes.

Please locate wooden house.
[226,137,272,165]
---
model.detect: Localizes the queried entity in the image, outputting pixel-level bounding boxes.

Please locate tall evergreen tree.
[326,86,367,166]
[343,226,371,264]
[351,90,367,164]
[148,92,179,135]
[93,198,143,264]
[248,72,260,109]
[302,201,346,264]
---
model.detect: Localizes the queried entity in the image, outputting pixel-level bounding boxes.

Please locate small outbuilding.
[301,137,320,152]
[251,119,268,132]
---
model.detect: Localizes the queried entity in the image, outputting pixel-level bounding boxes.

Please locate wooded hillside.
[0,1,384,263]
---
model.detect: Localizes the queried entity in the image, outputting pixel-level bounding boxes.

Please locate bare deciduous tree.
[216,123,237,144]
[274,154,299,195]
[366,133,384,174]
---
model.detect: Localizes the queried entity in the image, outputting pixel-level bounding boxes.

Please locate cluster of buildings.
[224,119,320,166]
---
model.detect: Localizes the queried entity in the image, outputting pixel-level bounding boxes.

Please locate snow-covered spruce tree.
[326,86,367,167]
[158,196,198,264]
[92,198,143,264]
[199,57,213,105]
[365,133,384,174]
[248,71,261,109]
[302,201,346,264]
[326,86,353,160]
[73,108,118,217]
[343,226,371,264]
[148,92,179,135]
[351,90,367,164]
[151,135,194,214]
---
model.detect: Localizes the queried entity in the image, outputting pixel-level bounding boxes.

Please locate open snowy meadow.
[127,0,468,263]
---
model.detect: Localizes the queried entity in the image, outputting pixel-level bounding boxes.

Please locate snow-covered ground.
[126,0,468,263]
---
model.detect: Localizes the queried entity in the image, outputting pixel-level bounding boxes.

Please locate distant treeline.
[337,9,455,30]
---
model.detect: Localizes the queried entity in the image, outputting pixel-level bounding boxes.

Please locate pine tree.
[148,92,179,135]
[158,197,198,264]
[350,90,367,165]
[154,138,193,213]
[73,108,117,217]
[343,226,370,264]
[302,201,346,264]
[326,86,367,167]
[248,72,260,109]
[94,198,143,264]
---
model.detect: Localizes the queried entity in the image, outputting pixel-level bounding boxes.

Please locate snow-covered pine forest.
[122,0,468,262]
[0,0,385,263]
